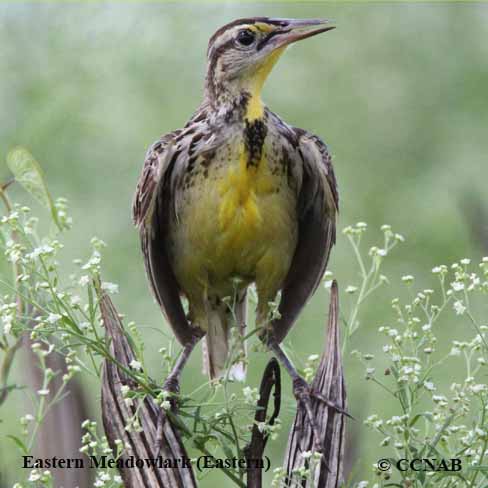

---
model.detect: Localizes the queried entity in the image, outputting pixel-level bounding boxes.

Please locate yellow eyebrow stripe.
[254,23,275,33]
[242,23,274,34]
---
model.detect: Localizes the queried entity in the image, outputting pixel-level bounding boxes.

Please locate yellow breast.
[217,142,275,252]
[171,137,297,301]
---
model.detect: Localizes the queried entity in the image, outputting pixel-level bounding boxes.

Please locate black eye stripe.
[256,29,288,51]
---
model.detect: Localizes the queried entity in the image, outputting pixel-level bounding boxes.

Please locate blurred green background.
[1,2,487,486]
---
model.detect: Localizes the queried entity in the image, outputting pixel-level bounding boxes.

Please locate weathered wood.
[99,280,346,488]
[99,287,197,488]
[244,358,281,488]
[25,340,92,488]
[283,281,347,487]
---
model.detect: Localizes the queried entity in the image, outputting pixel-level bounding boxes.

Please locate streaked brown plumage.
[133,16,341,451]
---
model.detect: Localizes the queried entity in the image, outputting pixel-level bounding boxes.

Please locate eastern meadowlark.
[133,17,340,448]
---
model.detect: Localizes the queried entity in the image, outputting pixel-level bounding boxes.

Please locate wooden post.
[283,281,347,487]
[99,281,346,487]
[99,287,197,488]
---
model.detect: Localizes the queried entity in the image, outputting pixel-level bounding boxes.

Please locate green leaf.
[418,468,426,485]
[6,146,61,229]
[218,432,236,460]
[7,434,28,454]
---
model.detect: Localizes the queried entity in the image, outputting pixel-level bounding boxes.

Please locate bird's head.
[204,17,335,117]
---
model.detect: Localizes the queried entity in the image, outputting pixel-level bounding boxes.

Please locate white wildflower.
[28,470,41,482]
[243,386,260,404]
[129,360,142,371]
[2,314,13,335]
[450,346,461,356]
[451,281,465,291]
[470,384,486,394]
[453,300,466,315]
[79,275,90,287]
[46,313,62,324]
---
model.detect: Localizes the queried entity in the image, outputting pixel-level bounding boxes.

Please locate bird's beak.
[266,18,335,50]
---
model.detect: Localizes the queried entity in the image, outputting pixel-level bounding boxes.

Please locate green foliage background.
[0,2,487,486]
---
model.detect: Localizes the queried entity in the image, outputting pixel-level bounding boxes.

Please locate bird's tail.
[202,292,247,382]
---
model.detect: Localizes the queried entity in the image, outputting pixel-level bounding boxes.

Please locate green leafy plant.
[1,149,486,487]
[349,233,488,487]
[0,149,279,487]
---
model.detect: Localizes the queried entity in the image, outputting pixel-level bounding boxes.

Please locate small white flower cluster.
[303,353,320,382]
[271,466,287,487]
[242,386,260,405]
[342,221,368,236]
[129,359,142,371]
[54,197,73,230]
[124,412,143,434]
[121,384,136,408]
[0,300,17,335]
[79,419,123,486]
[358,253,488,486]
[156,389,172,411]
[27,469,52,485]
[286,450,323,483]
[255,417,282,440]
[341,223,405,344]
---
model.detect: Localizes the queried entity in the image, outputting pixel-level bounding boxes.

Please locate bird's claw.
[311,389,352,419]
[292,376,350,457]
[292,376,323,454]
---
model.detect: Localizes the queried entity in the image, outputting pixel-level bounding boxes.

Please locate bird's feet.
[292,375,350,456]
[153,375,180,457]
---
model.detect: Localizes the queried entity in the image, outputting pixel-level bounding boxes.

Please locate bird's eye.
[236,29,256,47]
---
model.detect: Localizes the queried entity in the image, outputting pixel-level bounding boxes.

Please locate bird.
[133,17,341,449]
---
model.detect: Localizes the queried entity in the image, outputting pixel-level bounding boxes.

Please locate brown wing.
[132,132,178,227]
[132,130,196,346]
[270,128,338,344]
